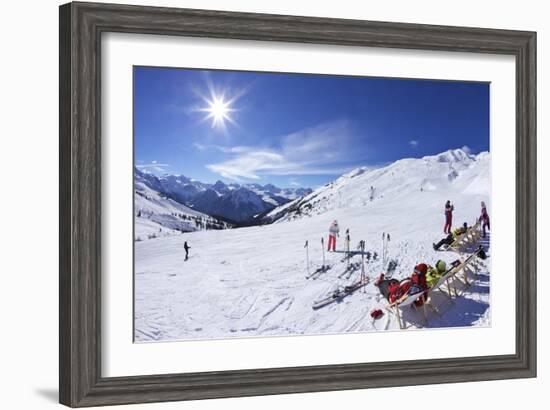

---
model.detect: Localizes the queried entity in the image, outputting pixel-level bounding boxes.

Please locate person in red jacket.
[480,201,491,238]
[375,263,429,307]
[444,200,454,234]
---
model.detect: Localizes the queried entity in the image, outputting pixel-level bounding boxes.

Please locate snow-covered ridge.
[264,148,490,223]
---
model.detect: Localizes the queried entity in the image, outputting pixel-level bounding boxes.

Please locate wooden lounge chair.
[385,251,485,329]
[385,290,428,330]
[425,253,482,311]
[447,220,482,251]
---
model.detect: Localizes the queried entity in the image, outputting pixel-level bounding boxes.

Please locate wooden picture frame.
[59,1,536,407]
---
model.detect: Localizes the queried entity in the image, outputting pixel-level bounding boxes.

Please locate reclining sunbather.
[433,222,468,251]
[375,264,429,307]
[426,260,447,288]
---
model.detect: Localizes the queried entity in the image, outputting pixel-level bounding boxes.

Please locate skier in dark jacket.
[433,222,468,250]
[443,200,454,234]
[184,241,190,261]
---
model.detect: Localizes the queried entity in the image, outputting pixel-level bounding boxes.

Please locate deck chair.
[453,253,484,285]
[385,290,429,330]
[424,253,481,313]
[447,220,482,251]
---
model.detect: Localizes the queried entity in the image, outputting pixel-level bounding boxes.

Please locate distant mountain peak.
[213,180,228,190]
[423,148,476,164]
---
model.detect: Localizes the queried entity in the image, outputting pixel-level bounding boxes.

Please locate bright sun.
[208,97,230,124]
[198,93,236,130]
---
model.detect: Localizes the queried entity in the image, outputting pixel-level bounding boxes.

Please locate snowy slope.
[134,180,232,241]
[264,149,490,223]
[135,148,491,342]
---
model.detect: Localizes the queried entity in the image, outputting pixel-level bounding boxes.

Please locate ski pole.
[360,240,366,291]
[305,240,309,276]
[385,233,390,265]
[346,229,350,268]
[321,237,326,271]
[382,232,386,266]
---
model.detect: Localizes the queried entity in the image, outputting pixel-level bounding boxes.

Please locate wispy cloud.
[409,139,419,148]
[136,160,171,174]
[203,120,366,181]
[194,143,250,154]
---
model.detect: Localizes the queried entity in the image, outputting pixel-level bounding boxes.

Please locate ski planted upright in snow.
[306,237,331,279]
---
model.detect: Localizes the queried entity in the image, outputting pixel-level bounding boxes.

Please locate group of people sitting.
[370,201,491,319]
[374,260,458,307]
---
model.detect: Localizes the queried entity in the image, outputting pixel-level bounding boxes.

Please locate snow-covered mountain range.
[135,167,312,224]
[134,175,233,241]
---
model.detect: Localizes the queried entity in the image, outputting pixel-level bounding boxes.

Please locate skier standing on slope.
[327,220,340,252]
[184,241,191,261]
[480,201,491,238]
[443,200,454,234]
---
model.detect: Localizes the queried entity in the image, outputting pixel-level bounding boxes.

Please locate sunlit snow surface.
[134,149,491,342]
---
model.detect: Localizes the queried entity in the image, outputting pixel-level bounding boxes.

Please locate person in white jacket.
[327,220,340,251]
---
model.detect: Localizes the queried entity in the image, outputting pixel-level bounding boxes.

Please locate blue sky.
[134,66,489,189]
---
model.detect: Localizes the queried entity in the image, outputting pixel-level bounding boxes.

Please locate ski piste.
[312,277,370,310]
[135,147,492,341]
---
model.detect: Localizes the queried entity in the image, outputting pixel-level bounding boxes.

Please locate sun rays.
[198,94,236,129]
[194,78,245,132]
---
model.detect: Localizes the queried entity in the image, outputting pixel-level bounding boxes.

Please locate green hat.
[436,260,446,273]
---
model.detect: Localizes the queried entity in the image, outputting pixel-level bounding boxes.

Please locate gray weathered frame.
[59,1,536,407]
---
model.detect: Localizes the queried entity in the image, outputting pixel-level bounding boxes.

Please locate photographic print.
[133,67,491,342]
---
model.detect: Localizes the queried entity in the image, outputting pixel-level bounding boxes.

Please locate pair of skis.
[306,265,331,280]
[338,261,361,279]
[312,277,369,310]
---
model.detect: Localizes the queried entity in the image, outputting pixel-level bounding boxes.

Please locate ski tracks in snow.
[233,296,294,334]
